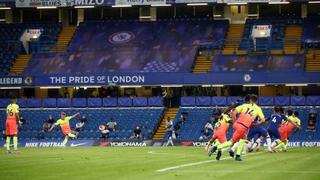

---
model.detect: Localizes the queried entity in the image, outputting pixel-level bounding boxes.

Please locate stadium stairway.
[51,26,77,52]
[305,50,320,72]
[284,25,303,54]
[192,55,213,73]
[152,108,179,140]
[222,24,246,55]
[10,54,32,74]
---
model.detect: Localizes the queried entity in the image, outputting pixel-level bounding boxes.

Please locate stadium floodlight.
[186,3,208,6]
[0,7,11,10]
[74,6,95,8]
[0,87,21,89]
[268,1,290,4]
[285,84,308,87]
[243,84,265,87]
[309,1,320,3]
[151,4,172,7]
[80,86,101,89]
[201,85,211,87]
[213,14,222,17]
[227,2,247,5]
[36,6,57,9]
[161,85,183,87]
[212,84,224,87]
[120,85,142,88]
[111,5,132,8]
[40,86,61,89]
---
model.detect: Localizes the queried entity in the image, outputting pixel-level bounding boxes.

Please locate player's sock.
[274,142,285,151]
[62,137,68,147]
[247,141,252,150]
[231,142,238,152]
[213,139,220,147]
[242,141,248,155]
[6,136,11,151]
[266,137,272,152]
[252,138,261,150]
[13,136,18,151]
[68,133,76,139]
[236,139,245,156]
[283,140,288,151]
[217,141,232,151]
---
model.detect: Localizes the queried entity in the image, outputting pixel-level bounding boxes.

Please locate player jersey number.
[245,108,254,117]
[271,117,277,123]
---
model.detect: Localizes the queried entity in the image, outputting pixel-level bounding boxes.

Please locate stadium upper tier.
[0,22,61,75]
[212,54,304,72]
[240,17,302,51]
[23,18,229,74]
[302,15,320,49]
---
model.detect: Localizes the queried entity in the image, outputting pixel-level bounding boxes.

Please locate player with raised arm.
[215,94,265,161]
[5,97,20,154]
[48,112,80,147]
[274,111,301,152]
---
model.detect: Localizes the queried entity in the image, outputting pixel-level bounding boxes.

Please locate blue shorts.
[247,126,268,139]
[267,128,281,139]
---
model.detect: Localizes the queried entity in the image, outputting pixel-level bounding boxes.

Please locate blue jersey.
[268,114,286,130]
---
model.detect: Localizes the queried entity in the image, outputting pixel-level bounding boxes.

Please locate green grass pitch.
[1,147,320,180]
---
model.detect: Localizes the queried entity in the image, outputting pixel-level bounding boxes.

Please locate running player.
[206,108,232,157]
[5,97,20,153]
[247,116,271,152]
[216,94,265,161]
[264,106,287,151]
[49,112,80,147]
[274,111,301,152]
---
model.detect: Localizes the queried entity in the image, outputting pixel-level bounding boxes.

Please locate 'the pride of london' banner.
[0,72,320,87]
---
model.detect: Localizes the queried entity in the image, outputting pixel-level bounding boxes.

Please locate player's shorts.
[5,120,18,136]
[62,129,71,136]
[278,126,287,141]
[231,122,248,143]
[212,131,227,144]
[267,128,281,139]
[247,126,268,140]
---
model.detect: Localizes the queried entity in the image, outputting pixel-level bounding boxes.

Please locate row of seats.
[0,108,164,140]
[24,19,228,74]
[181,96,320,106]
[0,22,62,75]
[166,107,320,141]
[0,97,163,108]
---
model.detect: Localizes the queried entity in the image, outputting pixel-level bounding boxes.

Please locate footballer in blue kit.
[267,106,287,140]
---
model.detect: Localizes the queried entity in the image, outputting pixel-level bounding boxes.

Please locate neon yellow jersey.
[55,116,72,126]
[287,117,301,129]
[6,103,19,118]
[55,116,72,134]
[214,114,230,129]
[235,103,265,127]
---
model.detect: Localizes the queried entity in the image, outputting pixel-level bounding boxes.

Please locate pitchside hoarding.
[2,140,320,147]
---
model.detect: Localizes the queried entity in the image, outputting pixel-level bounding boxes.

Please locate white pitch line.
[156,151,265,172]
[173,170,320,174]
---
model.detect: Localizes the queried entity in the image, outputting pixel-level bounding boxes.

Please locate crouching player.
[274,111,301,152]
[49,112,80,147]
[5,98,20,153]
[216,95,265,161]
[206,110,232,157]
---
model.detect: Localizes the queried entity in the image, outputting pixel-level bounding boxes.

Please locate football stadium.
[0,0,320,179]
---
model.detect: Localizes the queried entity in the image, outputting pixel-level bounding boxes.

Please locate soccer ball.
[99,125,106,131]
